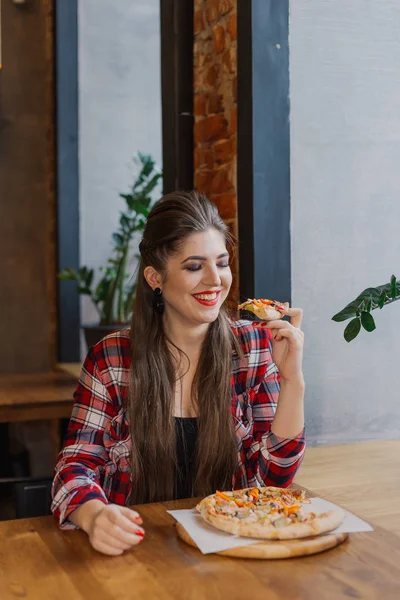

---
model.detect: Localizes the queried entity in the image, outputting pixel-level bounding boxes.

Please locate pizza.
[238,298,289,322]
[196,487,345,540]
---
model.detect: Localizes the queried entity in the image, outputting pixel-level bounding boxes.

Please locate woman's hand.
[87,504,145,556]
[254,307,304,384]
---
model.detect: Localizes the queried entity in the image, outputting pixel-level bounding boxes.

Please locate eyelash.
[185,263,230,272]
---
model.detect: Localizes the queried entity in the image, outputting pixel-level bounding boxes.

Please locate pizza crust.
[199,505,345,540]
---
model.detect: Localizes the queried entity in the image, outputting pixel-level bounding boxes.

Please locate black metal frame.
[237,0,291,303]
[55,0,80,361]
[237,0,255,299]
[160,0,194,193]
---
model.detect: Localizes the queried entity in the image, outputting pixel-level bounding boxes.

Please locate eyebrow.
[181,252,229,264]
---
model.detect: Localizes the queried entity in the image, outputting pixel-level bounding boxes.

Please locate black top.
[175,417,198,499]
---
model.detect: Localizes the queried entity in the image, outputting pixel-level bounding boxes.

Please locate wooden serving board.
[176,522,348,559]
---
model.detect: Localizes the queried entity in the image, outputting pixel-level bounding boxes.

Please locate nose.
[203,263,222,287]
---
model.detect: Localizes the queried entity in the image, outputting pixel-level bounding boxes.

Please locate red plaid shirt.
[51,322,305,529]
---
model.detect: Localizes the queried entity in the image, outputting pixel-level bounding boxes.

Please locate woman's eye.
[185,262,229,272]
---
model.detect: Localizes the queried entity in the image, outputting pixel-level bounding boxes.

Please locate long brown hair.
[126,190,241,504]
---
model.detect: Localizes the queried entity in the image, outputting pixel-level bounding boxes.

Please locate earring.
[153,287,165,314]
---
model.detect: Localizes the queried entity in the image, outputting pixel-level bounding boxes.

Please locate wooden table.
[57,362,82,380]
[296,439,400,538]
[0,369,77,464]
[0,369,77,423]
[1,491,400,599]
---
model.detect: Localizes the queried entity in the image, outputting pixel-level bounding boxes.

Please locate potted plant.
[332,274,400,342]
[58,153,162,348]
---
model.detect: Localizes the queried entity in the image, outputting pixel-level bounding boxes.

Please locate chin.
[195,308,221,324]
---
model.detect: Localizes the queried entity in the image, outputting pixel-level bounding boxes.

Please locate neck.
[163,313,209,355]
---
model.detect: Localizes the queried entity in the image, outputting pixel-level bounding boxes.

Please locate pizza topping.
[206,487,313,527]
[286,505,302,514]
[216,491,232,502]
[252,300,264,308]
[238,298,287,311]
[273,517,289,528]
[235,509,251,520]
[237,298,288,323]
[249,488,260,499]
[214,503,237,516]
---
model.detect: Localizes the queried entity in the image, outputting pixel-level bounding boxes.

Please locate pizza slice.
[197,487,345,540]
[238,298,289,322]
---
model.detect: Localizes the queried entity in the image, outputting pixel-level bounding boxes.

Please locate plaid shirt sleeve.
[246,328,306,488]
[51,348,114,529]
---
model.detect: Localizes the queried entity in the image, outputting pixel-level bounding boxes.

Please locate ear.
[143,266,162,291]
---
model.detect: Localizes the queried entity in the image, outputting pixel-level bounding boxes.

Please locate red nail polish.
[136,530,145,537]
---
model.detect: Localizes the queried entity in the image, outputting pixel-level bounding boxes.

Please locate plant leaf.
[86,269,94,289]
[58,268,79,281]
[378,291,387,309]
[360,311,376,332]
[113,233,124,246]
[344,317,361,342]
[358,287,381,299]
[332,303,358,322]
[120,214,131,231]
[93,279,111,304]
[391,274,397,299]
[120,193,136,211]
[78,286,92,296]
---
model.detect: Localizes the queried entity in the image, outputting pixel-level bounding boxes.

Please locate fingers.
[97,527,144,550]
[106,510,145,544]
[252,307,303,330]
[284,307,303,329]
[254,319,304,343]
[255,320,294,331]
[109,507,144,534]
[95,533,132,553]
[120,506,143,525]
[269,327,304,344]
[258,319,288,329]
[92,540,124,556]
[89,505,145,556]
[109,524,145,546]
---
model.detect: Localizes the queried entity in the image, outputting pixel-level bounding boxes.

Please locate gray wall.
[290,0,400,444]
[78,0,162,330]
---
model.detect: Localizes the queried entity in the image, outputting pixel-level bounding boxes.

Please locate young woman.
[52,191,305,556]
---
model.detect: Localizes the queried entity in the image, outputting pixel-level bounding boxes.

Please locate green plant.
[332,274,400,342]
[58,153,162,325]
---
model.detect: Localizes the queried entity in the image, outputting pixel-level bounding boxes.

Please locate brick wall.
[193,0,238,300]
